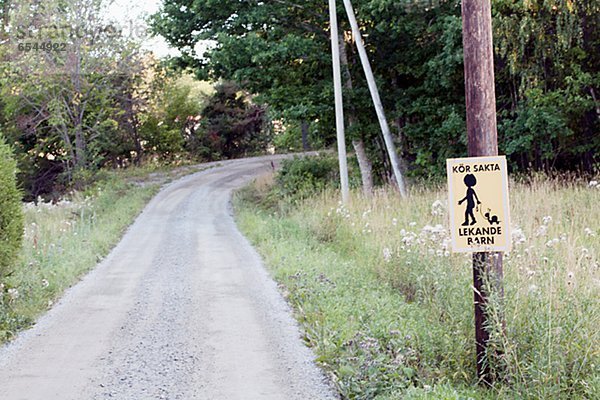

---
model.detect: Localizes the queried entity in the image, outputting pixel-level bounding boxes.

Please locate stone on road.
[0,156,337,400]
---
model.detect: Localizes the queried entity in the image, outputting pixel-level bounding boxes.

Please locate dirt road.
[0,156,337,400]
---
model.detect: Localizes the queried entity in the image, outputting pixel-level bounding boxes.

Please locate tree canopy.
[152,0,599,176]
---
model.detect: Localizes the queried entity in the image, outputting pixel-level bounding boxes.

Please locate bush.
[275,155,340,202]
[0,135,24,278]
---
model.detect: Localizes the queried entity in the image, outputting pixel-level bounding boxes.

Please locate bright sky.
[105,0,179,58]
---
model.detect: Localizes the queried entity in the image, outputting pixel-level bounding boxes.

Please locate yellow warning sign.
[446,156,511,253]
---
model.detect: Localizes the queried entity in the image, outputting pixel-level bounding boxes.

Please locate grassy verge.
[234,173,599,399]
[0,164,205,343]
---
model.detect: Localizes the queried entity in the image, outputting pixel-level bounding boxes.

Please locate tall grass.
[235,174,599,399]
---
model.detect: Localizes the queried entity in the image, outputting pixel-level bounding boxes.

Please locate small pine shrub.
[0,135,24,278]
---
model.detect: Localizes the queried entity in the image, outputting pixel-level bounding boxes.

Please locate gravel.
[0,155,337,400]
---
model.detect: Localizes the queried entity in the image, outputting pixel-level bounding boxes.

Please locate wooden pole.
[341,0,407,198]
[461,0,505,383]
[328,0,350,204]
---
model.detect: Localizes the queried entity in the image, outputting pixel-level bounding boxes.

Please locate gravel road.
[0,155,337,400]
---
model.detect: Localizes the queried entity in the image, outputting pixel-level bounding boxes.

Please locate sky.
[106,0,179,58]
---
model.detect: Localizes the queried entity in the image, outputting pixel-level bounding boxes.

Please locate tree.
[2,0,151,194]
[493,0,599,171]
[198,82,267,160]
[153,0,598,177]
[0,133,23,279]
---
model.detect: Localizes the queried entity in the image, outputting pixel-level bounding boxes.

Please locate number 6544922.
[17,42,67,52]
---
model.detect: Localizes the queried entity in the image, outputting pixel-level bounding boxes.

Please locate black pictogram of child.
[458,173,481,226]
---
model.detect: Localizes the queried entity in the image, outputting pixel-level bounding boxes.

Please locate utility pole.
[461,0,505,384]
[328,0,350,204]
[342,0,407,198]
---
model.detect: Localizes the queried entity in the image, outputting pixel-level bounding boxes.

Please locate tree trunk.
[339,32,374,196]
[352,139,373,196]
[74,123,86,169]
[301,120,311,151]
[72,40,87,171]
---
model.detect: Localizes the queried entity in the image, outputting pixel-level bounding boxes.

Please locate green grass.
[234,174,599,399]
[0,168,183,342]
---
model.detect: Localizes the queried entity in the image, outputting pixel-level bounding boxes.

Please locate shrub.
[275,155,340,202]
[0,135,24,278]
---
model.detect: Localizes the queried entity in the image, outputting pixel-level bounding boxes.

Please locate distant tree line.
[0,0,268,200]
[152,0,599,188]
[1,0,597,200]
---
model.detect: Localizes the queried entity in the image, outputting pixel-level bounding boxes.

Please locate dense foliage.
[0,1,270,200]
[0,134,23,279]
[276,155,344,202]
[152,0,599,177]
[197,82,268,160]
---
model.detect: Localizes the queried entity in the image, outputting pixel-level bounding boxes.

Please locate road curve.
[0,155,337,400]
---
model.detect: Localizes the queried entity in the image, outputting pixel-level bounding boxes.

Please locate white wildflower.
[542,216,553,225]
[441,238,452,250]
[409,222,417,227]
[584,228,596,237]
[528,284,539,295]
[392,218,398,226]
[511,227,527,245]
[7,288,19,301]
[42,279,49,288]
[431,200,445,216]
[588,180,598,188]
[401,231,417,245]
[383,247,392,263]
[535,225,548,237]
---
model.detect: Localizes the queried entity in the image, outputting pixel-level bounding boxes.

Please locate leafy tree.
[493,0,600,171]
[152,0,599,176]
[1,0,151,194]
[139,70,210,161]
[198,82,268,160]
[151,0,335,142]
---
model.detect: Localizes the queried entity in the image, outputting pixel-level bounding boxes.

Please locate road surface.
[0,155,337,400]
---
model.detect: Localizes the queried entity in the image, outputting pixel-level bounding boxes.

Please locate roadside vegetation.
[0,163,209,343]
[0,1,597,395]
[234,156,599,399]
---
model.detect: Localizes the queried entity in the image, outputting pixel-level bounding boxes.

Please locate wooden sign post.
[460,0,506,384]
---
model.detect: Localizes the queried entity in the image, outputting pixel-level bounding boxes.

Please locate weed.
[234,174,599,399]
